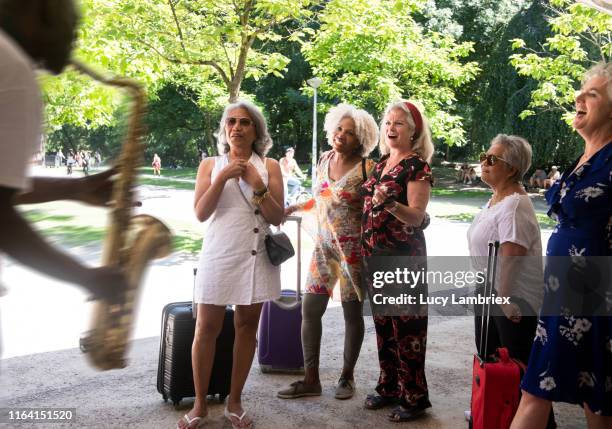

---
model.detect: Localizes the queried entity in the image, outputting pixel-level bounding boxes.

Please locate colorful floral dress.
[521,142,612,415]
[361,153,434,409]
[300,151,374,302]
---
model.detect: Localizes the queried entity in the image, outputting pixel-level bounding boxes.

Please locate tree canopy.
[38,0,612,169]
[510,0,612,123]
[302,0,479,147]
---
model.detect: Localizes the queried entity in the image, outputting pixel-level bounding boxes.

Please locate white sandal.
[224,407,253,429]
[176,413,204,429]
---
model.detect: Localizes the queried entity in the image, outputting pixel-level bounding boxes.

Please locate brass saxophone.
[72,60,173,370]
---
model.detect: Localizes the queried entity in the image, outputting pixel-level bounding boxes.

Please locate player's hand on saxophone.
[84,266,127,303]
[74,168,141,208]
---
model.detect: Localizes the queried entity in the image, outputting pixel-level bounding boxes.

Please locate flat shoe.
[277,380,322,399]
[334,377,355,400]
[177,413,205,429]
[224,407,253,429]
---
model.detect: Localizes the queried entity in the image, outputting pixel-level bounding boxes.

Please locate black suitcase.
[157,298,234,406]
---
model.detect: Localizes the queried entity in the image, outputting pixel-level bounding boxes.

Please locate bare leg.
[226,303,264,427]
[510,390,552,429]
[177,304,226,429]
[585,403,612,429]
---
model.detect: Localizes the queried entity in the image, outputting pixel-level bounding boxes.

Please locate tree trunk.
[228,77,241,103]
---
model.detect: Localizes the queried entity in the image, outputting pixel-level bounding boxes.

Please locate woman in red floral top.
[361,100,434,422]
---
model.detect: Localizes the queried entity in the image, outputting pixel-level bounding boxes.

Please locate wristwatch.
[252,186,269,205]
[253,186,268,197]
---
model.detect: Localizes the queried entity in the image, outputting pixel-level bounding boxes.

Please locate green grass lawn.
[139,177,195,190]
[431,188,491,198]
[140,166,197,179]
[24,208,202,253]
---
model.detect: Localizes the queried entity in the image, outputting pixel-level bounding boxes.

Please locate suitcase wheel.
[162,394,168,403]
[172,400,181,406]
[219,394,226,402]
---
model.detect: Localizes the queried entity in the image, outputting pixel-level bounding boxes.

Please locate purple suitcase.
[257,216,304,373]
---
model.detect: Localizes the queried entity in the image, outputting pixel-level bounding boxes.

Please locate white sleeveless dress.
[194,154,281,305]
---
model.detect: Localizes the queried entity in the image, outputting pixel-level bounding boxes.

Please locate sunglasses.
[226,117,253,127]
[479,152,510,166]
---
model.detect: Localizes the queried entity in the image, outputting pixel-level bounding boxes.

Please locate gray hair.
[379,100,434,162]
[583,62,612,100]
[216,99,273,156]
[490,134,532,183]
[323,103,379,157]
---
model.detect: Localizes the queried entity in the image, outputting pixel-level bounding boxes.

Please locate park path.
[1,166,552,358]
[0,168,583,429]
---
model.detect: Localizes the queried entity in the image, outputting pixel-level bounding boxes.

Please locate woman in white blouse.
[467,134,544,361]
[466,134,555,427]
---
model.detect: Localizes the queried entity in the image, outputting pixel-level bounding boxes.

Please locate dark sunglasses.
[226,117,253,127]
[479,152,510,166]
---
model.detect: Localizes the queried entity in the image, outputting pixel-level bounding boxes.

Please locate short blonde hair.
[379,100,434,162]
[323,103,379,157]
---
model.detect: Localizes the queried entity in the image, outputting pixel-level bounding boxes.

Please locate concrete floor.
[1,312,584,429]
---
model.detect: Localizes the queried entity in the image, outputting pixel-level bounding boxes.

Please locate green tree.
[145,83,221,167]
[79,0,317,103]
[510,0,612,122]
[302,0,479,148]
[40,0,320,162]
[470,0,585,170]
[415,1,531,159]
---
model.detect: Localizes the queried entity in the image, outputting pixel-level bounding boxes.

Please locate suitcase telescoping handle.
[284,215,302,300]
[478,240,500,360]
[193,268,198,319]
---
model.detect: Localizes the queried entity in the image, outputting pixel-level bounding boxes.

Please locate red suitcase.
[469,241,524,429]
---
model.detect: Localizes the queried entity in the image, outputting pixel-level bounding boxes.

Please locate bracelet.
[385,201,399,213]
[251,190,270,205]
[253,186,268,197]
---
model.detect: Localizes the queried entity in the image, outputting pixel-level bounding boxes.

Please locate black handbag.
[237,179,295,265]
[264,230,295,266]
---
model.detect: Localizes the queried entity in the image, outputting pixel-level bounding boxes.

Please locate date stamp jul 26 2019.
[0,408,76,423]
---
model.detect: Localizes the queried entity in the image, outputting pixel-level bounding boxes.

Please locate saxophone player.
[0,0,127,355]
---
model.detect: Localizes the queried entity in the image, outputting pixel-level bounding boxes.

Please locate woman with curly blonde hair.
[278,103,378,401]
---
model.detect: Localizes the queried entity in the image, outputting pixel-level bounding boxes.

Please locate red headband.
[404,101,423,140]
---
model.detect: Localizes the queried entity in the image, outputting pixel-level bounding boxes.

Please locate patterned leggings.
[373,315,431,408]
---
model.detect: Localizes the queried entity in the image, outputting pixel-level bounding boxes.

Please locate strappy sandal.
[224,407,253,429]
[176,413,205,429]
[388,404,428,422]
[364,394,398,410]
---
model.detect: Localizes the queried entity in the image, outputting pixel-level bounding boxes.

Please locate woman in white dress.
[177,100,283,429]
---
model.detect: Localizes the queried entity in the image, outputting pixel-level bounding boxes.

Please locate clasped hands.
[221,158,265,191]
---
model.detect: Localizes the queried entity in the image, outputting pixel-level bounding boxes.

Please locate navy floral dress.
[521,142,612,415]
[361,153,433,409]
